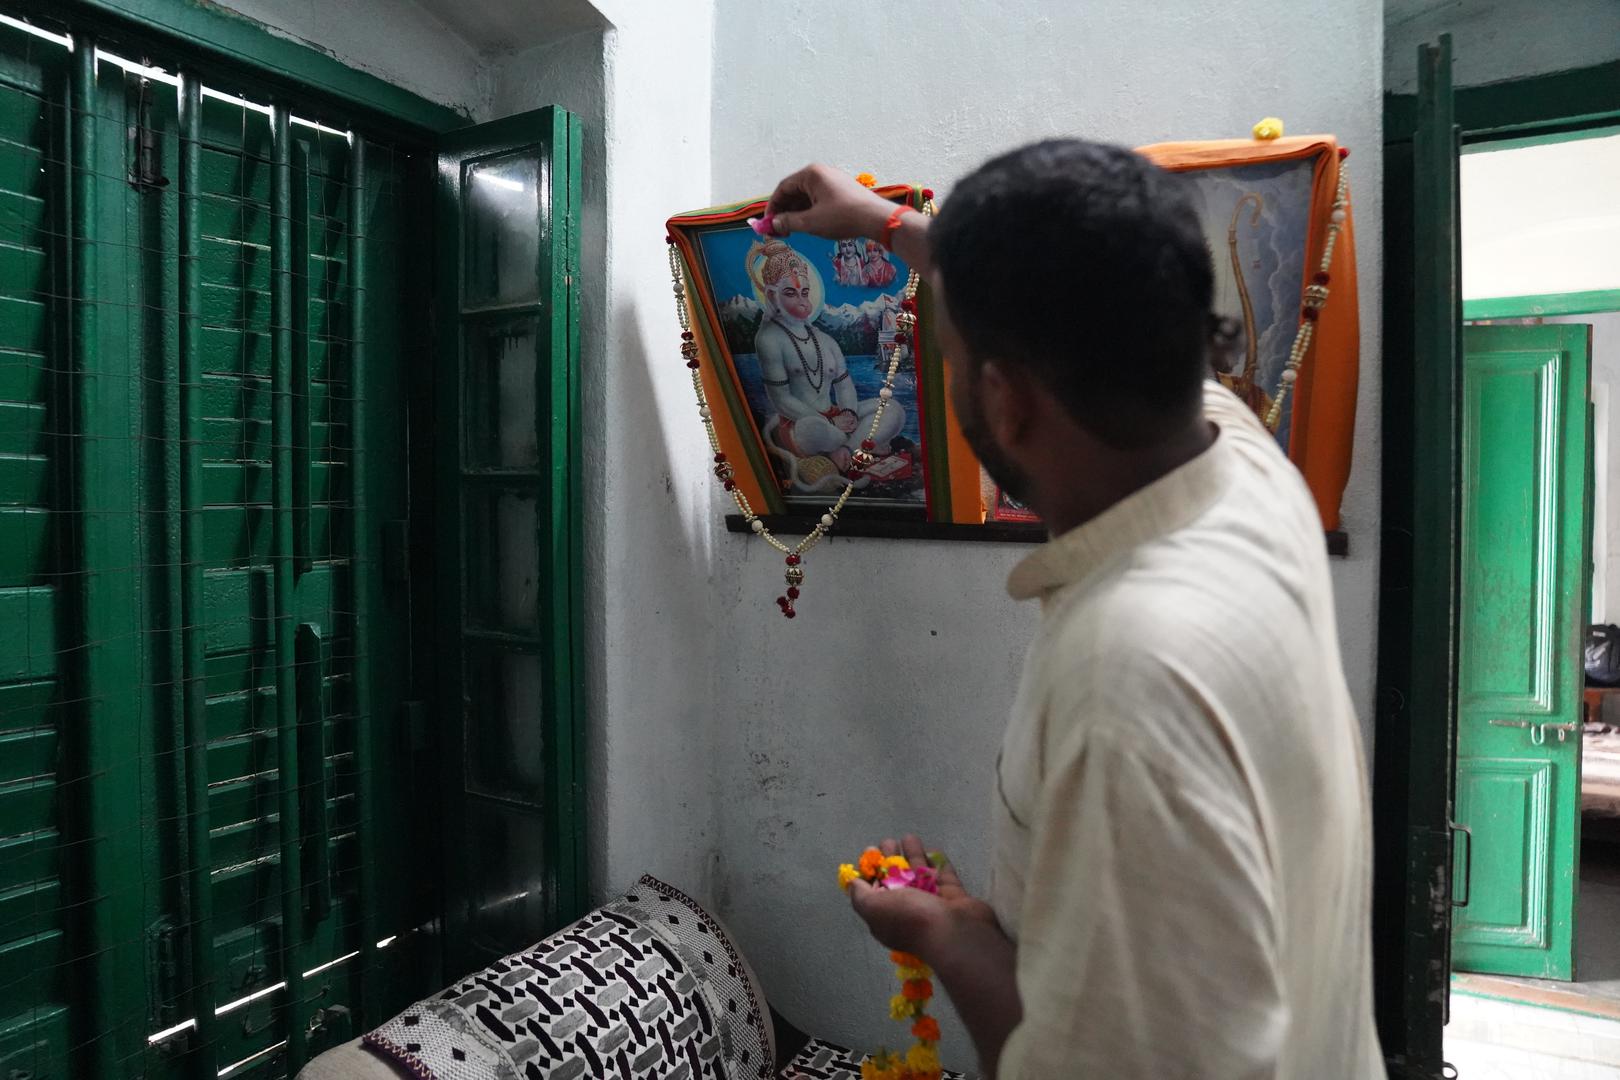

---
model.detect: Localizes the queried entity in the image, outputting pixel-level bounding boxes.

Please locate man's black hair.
[930,139,1217,448]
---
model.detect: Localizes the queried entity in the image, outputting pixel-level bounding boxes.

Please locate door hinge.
[128,76,171,192]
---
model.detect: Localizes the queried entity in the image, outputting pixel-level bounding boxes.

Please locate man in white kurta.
[764,141,1384,1077]
[989,382,1383,1077]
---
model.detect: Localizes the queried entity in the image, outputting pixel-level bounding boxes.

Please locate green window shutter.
[0,11,442,1076]
[0,22,72,1077]
[433,106,585,980]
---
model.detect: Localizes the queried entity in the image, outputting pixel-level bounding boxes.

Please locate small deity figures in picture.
[832,237,867,286]
[748,238,905,481]
[861,239,897,288]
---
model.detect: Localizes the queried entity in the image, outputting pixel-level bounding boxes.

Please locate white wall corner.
[591,0,722,906]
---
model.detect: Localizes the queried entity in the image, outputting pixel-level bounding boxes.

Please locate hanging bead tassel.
[666,187,936,618]
[1263,158,1350,433]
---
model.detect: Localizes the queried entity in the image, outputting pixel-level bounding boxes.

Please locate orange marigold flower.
[889,950,923,968]
[858,848,885,879]
[910,1016,941,1042]
[907,1043,942,1074]
[901,978,933,1001]
[855,172,877,188]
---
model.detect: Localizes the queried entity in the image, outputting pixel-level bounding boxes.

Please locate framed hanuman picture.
[666,185,983,525]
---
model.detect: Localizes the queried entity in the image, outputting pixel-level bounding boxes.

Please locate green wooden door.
[1452,323,1591,979]
[1375,33,1461,1071]
[434,107,584,980]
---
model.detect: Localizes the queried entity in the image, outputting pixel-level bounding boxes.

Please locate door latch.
[1489,718,1581,744]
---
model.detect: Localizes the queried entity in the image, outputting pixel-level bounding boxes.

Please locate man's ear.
[978,360,1034,448]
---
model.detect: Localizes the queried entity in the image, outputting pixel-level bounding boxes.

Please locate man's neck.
[1035,419,1216,537]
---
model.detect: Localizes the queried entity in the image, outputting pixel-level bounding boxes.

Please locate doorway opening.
[1448,125,1620,1070]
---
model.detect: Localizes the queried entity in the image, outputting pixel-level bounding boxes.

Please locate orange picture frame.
[666,186,984,525]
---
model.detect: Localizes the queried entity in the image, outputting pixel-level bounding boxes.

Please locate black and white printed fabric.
[364,875,774,1080]
[778,1038,974,1080]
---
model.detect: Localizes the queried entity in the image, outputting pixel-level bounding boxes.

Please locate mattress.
[1584,726,1620,818]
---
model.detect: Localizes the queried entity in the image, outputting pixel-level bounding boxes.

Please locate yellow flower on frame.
[855,171,877,188]
[1252,116,1284,141]
[889,994,919,1020]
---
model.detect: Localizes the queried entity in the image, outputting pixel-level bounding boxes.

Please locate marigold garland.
[838,848,946,1080]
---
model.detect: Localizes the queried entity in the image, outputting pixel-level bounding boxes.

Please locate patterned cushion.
[778,1038,974,1080]
[364,876,774,1080]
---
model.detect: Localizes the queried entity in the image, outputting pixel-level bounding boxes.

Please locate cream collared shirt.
[991,383,1384,1079]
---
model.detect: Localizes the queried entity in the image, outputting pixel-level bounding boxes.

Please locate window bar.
[176,72,220,1075]
[270,101,312,1072]
[347,133,384,1024]
[291,141,312,575]
[72,36,145,1077]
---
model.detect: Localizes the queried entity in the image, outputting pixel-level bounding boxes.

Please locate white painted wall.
[1543,313,1620,625]
[1461,134,1620,301]
[707,0,1384,1065]
[1386,0,1620,93]
[203,0,488,117]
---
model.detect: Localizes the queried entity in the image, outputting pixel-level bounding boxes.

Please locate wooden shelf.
[725,514,1351,557]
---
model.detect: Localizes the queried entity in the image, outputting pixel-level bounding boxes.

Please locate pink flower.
[748,213,776,237]
[877,865,939,894]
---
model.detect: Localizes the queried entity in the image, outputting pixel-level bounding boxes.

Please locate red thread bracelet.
[879,204,915,250]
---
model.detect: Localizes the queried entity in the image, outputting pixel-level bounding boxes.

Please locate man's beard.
[958,398,1032,506]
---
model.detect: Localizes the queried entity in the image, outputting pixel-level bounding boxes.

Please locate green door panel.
[1453,322,1591,979]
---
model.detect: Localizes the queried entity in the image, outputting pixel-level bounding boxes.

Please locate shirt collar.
[1006,426,1234,602]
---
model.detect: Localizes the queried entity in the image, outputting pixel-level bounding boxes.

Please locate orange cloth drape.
[1137,136,1360,532]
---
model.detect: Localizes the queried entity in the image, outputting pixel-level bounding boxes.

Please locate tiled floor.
[1444,845,1620,1076]
[1445,1036,1620,1079]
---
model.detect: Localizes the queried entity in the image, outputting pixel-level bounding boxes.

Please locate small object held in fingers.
[748,212,776,237]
